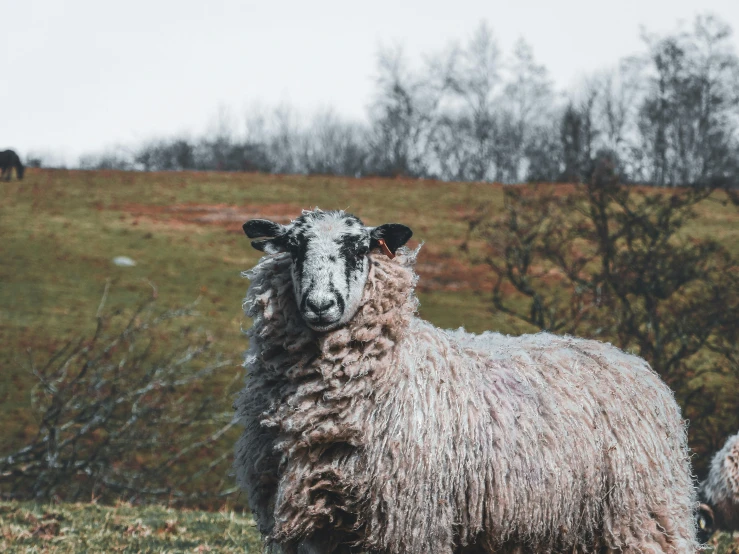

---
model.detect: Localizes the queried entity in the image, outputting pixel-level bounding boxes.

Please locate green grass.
[1,170,738,549]
[0,500,262,553]
[1,169,737,447]
[1,500,737,553]
[0,169,506,448]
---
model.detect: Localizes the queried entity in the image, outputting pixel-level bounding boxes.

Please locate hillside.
[1,168,737,530]
[2,168,737,452]
[0,500,261,553]
[0,168,520,449]
[1,501,738,553]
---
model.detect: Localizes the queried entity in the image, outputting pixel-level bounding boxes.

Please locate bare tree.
[74,14,739,189]
[440,22,504,181]
[298,110,368,176]
[79,148,134,171]
[637,16,739,187]
[499,39,554,182]
[0,291,240,505]
[368,46,449,177]
[560,83,600,182]
[468,156,739,475]
[597,64,642,157]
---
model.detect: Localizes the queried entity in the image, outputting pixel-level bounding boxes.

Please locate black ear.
[243,219,285,239]
[370,223,413,255]
[243,219,287,254]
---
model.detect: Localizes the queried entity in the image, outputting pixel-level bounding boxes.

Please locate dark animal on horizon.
[0,149,25,180]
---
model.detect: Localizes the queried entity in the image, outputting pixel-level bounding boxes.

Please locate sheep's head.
[243,209,412,332]
[696,503,714,543]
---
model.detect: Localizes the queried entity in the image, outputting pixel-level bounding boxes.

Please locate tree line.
[75,14,738,188]
[467,155,739,477]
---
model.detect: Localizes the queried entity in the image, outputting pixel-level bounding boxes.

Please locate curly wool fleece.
[703,432,739,531]
[234,248,697,554]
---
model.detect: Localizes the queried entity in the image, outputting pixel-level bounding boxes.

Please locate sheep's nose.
[307,298,335,314]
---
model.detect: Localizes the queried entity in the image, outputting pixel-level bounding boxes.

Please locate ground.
[1,169,737,550]
[0,500,261,553]
[0,169,529,449]
[3,171,735,441]
[1,501,737,553]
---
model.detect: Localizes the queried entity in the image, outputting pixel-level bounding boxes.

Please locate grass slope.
[1,501,738,553]
[0,500,261,553]
[0,169,512,448]
[1,170,738,549]
[2,169,737,449]
[1,169,738,515]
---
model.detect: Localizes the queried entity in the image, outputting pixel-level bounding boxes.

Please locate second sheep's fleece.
[703,432,739,531]
[234,209,697,554]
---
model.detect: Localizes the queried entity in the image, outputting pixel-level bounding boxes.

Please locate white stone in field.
[113,256,137,267]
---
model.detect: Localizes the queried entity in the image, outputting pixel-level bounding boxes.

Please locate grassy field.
[2,169,738,445]
[0,169,516,448]
[0,500,262,553]
[1,169,738,549]
[1,500,737,553]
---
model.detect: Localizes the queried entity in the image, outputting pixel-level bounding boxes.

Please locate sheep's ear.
[370,223,413,256]
[243,219,285,239]
[243,219,288,254]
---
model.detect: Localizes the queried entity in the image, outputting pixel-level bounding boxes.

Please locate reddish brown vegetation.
[119,203,500,293]
[120,202,302,231]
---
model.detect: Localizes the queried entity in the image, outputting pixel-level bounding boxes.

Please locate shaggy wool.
[234,248,698,554]
[703,432,739,531]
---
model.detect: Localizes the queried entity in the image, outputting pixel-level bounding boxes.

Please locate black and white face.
[243,210,412,332]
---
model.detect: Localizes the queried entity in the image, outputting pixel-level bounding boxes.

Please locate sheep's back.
[363,325,695,552]
[703,432,739,530]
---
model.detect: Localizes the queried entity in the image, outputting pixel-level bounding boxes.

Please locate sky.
[3,0,739,164]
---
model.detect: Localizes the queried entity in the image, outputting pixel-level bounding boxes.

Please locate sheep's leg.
[296,541,325,554]
[296,531,353,554]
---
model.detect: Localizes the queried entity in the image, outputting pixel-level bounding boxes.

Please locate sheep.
[702,432,739,532]
[234,209,698,554]
[695,503,714,544]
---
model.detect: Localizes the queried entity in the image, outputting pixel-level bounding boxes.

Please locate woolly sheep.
[702,432,739,531]
[234,209,697,554]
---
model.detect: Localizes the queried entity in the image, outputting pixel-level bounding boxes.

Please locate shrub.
[0,287,241,506]
[467,157,739,477]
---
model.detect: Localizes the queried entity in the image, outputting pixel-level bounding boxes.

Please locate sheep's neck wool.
[237,249,418,545]
[236,247,698,554]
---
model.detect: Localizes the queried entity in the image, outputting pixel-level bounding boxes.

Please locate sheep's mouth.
[301,313,343,332]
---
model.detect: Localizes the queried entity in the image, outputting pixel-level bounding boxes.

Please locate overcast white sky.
[3,0,739,163]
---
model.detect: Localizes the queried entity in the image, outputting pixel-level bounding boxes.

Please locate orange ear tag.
[377,238,395,259]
